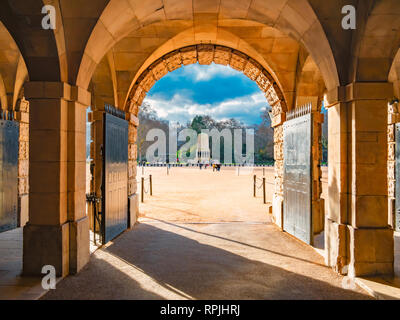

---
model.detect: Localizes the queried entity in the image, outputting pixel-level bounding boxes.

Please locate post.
[263,168,265,177]
[253,175,256,198]
[141,177,144,203]
[263,178,266,204]
[150,175,153,196]
[167,166,169,176]
[142,166,144,175]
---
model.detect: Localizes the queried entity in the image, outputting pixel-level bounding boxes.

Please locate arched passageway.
[0,1,398,290]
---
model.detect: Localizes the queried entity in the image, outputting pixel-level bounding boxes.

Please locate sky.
[144,63,270,126]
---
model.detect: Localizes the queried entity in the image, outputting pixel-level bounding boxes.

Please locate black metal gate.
[0,120,19,233]
[102,111,129,243]
[395,124,400,232]
[283,112,313,245]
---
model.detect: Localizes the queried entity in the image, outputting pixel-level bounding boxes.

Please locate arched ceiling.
[1,0,400,110]
[0,21,27,110]
[91,20,307,112]
[0,0,61,82]
[79,0,339,93]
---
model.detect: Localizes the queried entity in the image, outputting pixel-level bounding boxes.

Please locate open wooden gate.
[102,108,129,243]
[283,108,313,245]
[0,120,19,233]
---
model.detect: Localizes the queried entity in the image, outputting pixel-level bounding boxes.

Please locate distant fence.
[137,163,275,168]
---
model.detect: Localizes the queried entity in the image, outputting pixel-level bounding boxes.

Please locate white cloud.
[179,63,239,82]
[144,91,268,125]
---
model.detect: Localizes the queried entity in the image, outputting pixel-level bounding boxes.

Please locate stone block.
[197,44,214,65]
[140,70,156,92]
[348,226,394,277]
[313,198,325,235]
[132,85,144,104]
[128,179,138,195]
[127,114,139,127]
[271,112,285,127]
[243,59,262,81]
[23,223,70,277]
[325,219,348,274]
[351,195,388,228]
[151,59,169,81]
[18,194,29,227]
[346,82,393,101]
[272,195,283,229]
[128,194,139,228]
[69,217,90,274]
[180,46,197,65]
[229,50,247,71]
[388,124,395,142]
[163,50,182,72]
[256,72,271,92]
[265,85,280,106]
[213,46,231,65]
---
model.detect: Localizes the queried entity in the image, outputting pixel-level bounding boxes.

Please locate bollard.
[263,178,266,204]
[150,175,153,196]
[253,175,257,198]
[141,177,144,203]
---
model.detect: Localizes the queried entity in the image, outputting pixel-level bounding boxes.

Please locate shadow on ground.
[43,222,372,300]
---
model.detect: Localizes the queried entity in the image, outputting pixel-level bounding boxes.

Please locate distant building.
[194,133,210,164]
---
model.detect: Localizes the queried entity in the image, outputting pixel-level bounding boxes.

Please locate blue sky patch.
[144,63,270,125]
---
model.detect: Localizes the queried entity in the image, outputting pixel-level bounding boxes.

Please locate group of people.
[197,162,221,172]
[212,163,222,172]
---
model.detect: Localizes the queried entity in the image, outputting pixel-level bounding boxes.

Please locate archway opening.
[137,62,275,224]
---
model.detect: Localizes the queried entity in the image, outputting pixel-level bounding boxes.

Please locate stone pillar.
[388,102,399,228]
[23,82,90,277]
[15,98,30,227]
[312,110,325,234]
[270,102,285,228]
[67,86,91,275]
[326,83,394,277]
[127,113,139,227]
[272,125,284,227]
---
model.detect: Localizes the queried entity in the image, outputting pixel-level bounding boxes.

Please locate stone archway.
[113,44,323,234]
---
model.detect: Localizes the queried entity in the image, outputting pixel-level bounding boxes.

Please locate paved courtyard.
[42,167,371,300]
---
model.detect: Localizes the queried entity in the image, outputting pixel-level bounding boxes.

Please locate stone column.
[326,82,394,277]
[312,110,325,234]
[127,113,139,228]
[388,102,399,228]
[67,86,91,275]
[15,98,30,227]
[325,86,348,274]
[271,105,285,228]
[23,82,90,277]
